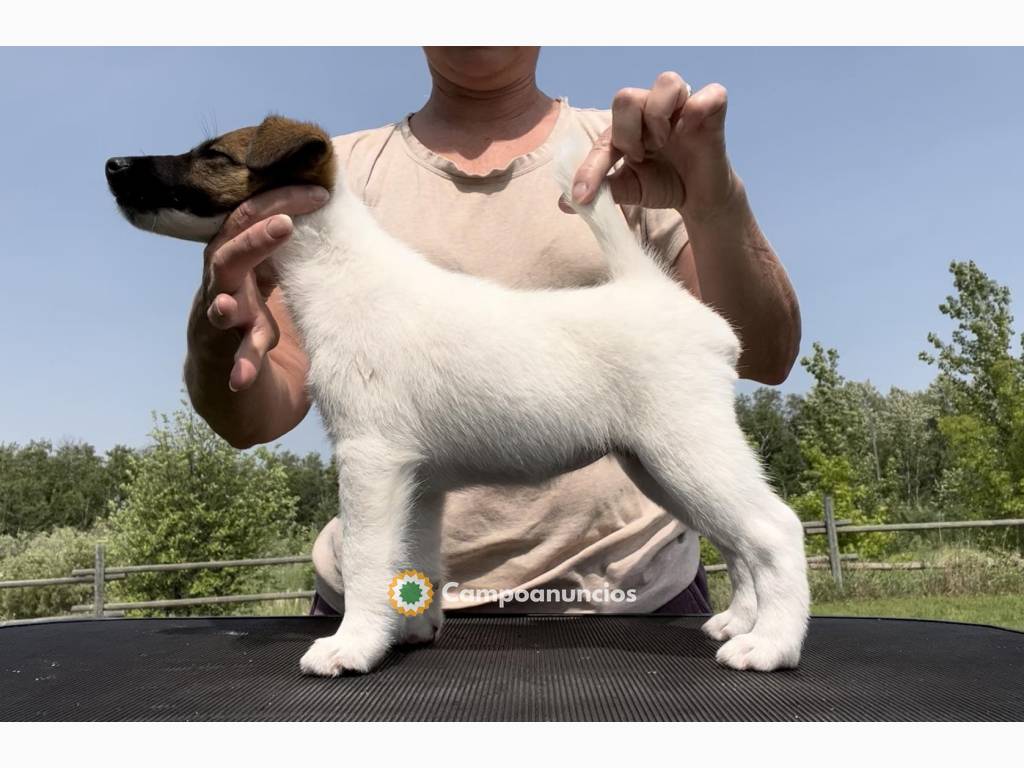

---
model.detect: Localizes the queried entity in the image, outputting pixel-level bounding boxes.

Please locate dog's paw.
[715,631,801,672]
[701,609,755,641]
[397,608,444,646]
[299,631,391,677]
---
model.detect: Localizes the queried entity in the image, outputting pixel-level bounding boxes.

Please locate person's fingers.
[678,82,728,135]
[229,310,281,392]
[206,291,241,330]
[207,214,293,296]
[643,71,690,153]
[205,270,266,331]
[571,127,623,205]
[611,87,647,164]
[207,185,330,253]
[252,257,282,299]
[607,164,644,206]
[607,161,686,209]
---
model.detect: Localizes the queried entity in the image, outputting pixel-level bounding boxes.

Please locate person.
[184,47,801,617]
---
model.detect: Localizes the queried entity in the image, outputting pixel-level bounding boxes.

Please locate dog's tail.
[552,129,665,281]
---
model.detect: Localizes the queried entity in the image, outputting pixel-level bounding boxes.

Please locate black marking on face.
[105,153,235,218]
[105,116,336,243]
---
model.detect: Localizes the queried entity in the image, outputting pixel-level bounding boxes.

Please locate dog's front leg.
[300,439,423,676]
[701,547,757,641]
[394,489,445,647]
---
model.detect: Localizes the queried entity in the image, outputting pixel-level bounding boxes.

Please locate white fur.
[278,129,810,676]
[124,208,227,242]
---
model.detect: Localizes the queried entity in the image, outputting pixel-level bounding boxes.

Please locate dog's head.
[105,115,336,242]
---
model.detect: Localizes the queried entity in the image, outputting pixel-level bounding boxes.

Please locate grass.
[811,593,1024,631]
[707,545,1024,632]
[246,598,312,616]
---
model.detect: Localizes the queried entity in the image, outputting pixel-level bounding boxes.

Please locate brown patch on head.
[246,116,337,190]
[184,117,337,209]
[185,126,259,209]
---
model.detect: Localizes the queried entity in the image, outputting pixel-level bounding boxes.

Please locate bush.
[0,526,101,620]
[104,408,300,616]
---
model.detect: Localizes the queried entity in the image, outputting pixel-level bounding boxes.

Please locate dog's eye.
[201,147,236,163]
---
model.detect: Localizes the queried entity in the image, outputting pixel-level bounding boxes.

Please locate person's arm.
[571,72,801,385]
[184,186,329,448]
[673,184,801,384]
[185,287,312,448]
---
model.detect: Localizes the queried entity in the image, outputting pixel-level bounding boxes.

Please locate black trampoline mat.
[1,615,1022,721]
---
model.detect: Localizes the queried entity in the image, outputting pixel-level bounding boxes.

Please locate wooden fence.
[2,496,1024,625]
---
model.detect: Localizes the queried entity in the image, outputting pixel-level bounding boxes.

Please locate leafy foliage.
[0,526,101,619]
[104,408,302,616]
[734,388,803,497]
[921,261,1024,544]
[0,441,135,535]
[265,450,338,531]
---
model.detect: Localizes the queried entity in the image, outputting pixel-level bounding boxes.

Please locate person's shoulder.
[330,121,401,159]
[565,103,612,139]
[330,120,405,189]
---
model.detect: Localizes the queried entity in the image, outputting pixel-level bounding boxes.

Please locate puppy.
[106,115,810,674]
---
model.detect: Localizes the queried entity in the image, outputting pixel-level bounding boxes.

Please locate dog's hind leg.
[299,438,431,676]
[617,453,757,639]
[624,405,810,671]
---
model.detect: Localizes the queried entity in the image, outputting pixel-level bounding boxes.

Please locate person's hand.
[568,72,739,217]
[201,185,329,391]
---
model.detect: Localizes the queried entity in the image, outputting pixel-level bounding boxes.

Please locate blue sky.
[1,47,1022,457]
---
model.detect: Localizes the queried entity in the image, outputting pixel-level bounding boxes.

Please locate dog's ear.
[246,115,332,175]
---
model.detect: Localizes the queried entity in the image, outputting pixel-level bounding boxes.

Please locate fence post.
[93,543,105,619]
[823,495,843,591]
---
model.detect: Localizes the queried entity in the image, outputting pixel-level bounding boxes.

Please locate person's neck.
[409,69,559,173]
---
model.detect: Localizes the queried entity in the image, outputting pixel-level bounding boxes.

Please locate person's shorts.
[309,564,712,616]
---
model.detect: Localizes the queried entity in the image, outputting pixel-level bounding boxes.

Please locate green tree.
[0,441,51,535]
[874,386,945,520]
[103,444,138,510]
[735,388,805,498]
[794,343,868,496]
[921,260,1019,420]
[105,407,301,615]
[0,440,136,535]
[267,450,338,531]
[45,442,111,529]
[789,343,892,557]
[922,261,1024,537]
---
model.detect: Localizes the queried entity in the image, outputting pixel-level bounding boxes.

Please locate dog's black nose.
[105,157,132,178]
